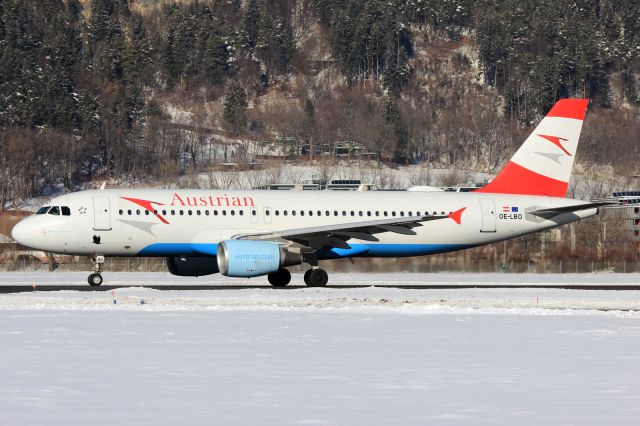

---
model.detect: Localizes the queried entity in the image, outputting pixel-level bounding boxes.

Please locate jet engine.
[216,240,302,277]
[166,256,219,277]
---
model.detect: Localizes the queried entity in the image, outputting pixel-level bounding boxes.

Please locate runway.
[2,283,640,293]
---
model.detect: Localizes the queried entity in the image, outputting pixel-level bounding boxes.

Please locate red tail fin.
[476,99,588,197]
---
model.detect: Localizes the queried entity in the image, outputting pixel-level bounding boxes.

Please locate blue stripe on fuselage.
[319,243,472,259]
[138,242,472,258]
[138,243,218,256]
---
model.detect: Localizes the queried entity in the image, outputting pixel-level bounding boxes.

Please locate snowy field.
[1,272,640,425]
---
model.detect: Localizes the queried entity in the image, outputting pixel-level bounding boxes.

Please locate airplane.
[12,98,609,287]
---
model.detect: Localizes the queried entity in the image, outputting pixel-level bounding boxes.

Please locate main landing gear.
[267,267,329,287]
[268,268,291,287]
[88,255,105,286]
[267,251,329,287]
[304,268,329,287]
[302,252,328,287]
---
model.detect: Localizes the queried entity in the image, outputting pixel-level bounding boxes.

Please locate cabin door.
[93,196,112,231]
[479,199,496,233]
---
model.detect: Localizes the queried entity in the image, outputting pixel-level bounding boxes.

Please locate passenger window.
[325,211,330,216]
[171,210,175,215]
[350,211,354,216]
[275,210,280,216]
[308,210,312,216]
[300,210,304,216]
[266,210,270,216]
[205,210,210,216]
[284,211,288,216]
[292,211,296,216]
[222,210,227,216]
[214,210,218,216]
[61,206,71,216]
[128,209,132,215]
[153,210,158,215]
[342,211,346,216]
[317,211,322,216]
[231,210,235,216]
[197,210,201,216]
[334,211,338,216]
[179,210,184,216]
[375,211,380,216]
[384,211,388,217]
[392,211,396,217]
[400,211,404,216]
[239,210,244,216]
[118,209,123,215]
[36,207,50,215]
[359,211,363,216]
[145,210,150,215]
[49,206,60,215]
[136,209,141,215]
[188,210,192,216]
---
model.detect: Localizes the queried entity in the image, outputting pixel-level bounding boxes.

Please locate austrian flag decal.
[502,206,519,213]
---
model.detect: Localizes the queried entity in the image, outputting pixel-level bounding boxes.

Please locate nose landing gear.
[88,255,105,286]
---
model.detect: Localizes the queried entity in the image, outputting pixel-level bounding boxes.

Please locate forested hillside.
[1,0,639,208]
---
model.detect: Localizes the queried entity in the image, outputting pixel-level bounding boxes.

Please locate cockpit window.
[61,206,71,216]
[48,206,60,215]
[36,207,50,215]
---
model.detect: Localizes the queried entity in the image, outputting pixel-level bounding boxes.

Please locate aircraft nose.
[11,219,32,247]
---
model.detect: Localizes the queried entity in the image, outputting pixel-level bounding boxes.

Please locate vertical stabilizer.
[476,99,589,197]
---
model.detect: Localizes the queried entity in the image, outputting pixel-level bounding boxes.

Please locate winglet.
[447,207,466,225]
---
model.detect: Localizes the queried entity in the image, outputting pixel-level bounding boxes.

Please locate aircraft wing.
[232,215,447,250]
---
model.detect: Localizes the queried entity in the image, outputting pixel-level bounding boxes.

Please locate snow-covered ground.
[1,272,640,425]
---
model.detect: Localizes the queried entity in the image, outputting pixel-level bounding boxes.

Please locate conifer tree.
[383,99,408,164]
[223,81,249,135]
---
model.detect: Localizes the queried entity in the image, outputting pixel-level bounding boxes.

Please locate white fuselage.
[12,189,597,259]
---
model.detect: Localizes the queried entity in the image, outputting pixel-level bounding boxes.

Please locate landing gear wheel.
[303,269,312,285]
[88,273,103,286]
[306,268,328,287]
[89,255,105,286]
[268,268,291,287]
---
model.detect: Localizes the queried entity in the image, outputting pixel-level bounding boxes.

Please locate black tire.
[88,273,103,286]
[307,268,328,287]
[268,268,291,287]
[303,269,312,285]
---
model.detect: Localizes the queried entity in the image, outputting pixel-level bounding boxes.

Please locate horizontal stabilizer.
[530,201,615,219]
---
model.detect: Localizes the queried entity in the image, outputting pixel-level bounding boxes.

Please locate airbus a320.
[12,99,607,287]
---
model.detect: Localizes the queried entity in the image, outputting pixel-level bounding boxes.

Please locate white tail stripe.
[509,116,584,183]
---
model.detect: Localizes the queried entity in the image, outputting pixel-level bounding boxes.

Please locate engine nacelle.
[166,256,219,277]
[217,240,302,277]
